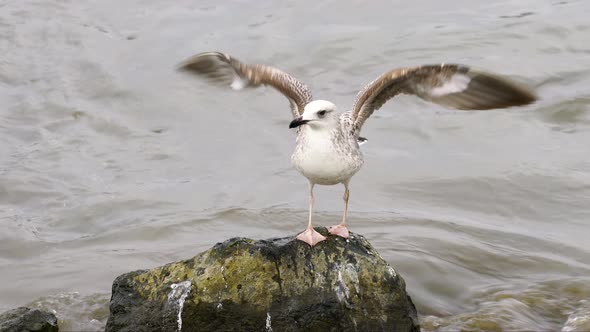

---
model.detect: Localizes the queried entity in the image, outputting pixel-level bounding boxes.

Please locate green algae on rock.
[0,307,59,332]
[106,228,419,332]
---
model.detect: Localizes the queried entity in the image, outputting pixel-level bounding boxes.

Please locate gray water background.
[1,0,590,330]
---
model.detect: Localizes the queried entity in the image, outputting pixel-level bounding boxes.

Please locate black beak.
[289,117,310,129]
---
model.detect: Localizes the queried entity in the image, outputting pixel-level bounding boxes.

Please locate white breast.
[291,127,363,185]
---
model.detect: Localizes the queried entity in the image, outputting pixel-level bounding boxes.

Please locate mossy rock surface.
[0,307,58,332]
[106,228,419,332]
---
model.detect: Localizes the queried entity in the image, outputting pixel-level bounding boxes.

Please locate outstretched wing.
[351,64,537,135]
[178,52,313,118]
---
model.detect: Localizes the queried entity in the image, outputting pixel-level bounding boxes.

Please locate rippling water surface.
[1,0,590,330]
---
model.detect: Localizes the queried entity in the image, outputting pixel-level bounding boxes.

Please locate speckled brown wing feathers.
[178,52,313,118]
[351,64,537,135]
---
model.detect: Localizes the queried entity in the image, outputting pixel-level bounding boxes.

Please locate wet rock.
[106,228,419,332]
[0,307,58,332]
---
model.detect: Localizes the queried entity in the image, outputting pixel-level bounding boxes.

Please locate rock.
[106,228,420,332]
[0,307,58,332]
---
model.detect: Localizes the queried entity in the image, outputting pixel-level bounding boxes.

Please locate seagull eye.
[318,110,327,117]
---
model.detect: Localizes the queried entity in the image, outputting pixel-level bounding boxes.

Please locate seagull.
[178,52,536,246]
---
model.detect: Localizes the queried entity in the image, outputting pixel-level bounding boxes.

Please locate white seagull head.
[289,100,338,130]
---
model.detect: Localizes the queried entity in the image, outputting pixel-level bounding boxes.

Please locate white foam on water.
[562,301,590,332]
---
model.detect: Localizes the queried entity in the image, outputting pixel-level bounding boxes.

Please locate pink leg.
[328,183,350,238]
[296,182,326,246]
